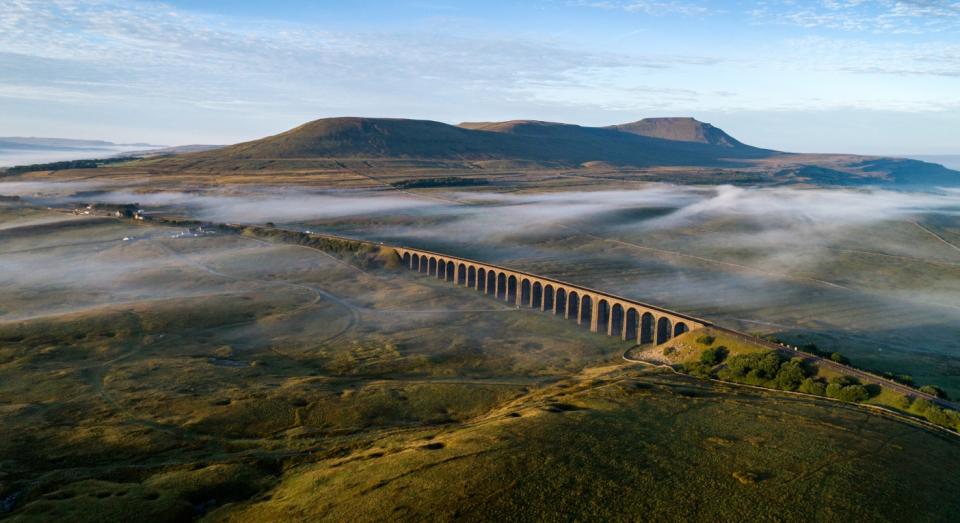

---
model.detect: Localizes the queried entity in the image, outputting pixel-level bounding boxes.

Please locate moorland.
[2,116,960,521]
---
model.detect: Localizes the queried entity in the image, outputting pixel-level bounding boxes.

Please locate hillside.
[608,117,746,148]
[21,116,959,187]
[181,116,774,169]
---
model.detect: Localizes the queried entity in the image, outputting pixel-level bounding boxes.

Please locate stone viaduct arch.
[395,246,708,345]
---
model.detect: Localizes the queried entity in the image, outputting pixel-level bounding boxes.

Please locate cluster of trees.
[919,385,950,400]
[683,349,877,403]
[236,225,391,269]
[688,337,960,432]
[714,352,814,392]
[3,156,136,176]
[772,341,952,401]
[823,376,872,402]
[911,398,960,431]
[391,177,490,189]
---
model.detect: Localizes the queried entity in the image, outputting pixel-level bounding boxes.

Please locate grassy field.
[2,193,960,521]
[280,183,960,399]
[213,369,960,522]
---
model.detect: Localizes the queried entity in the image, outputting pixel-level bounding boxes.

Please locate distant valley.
[0,137,167,168]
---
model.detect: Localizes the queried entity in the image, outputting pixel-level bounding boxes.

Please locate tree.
[830,352,848,364]
[718,352,783,386]
[826,382,869,402]
[829,375,857,387]
[825,382,844,399]
[755,352,782,379]
[798,378,826,396]
[699,346,727,366]
[774,359,807,391]
[684,362,713,378]
[696,334,715,345]
[837,384,870,402]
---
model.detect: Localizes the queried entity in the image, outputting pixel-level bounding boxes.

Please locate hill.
[608,117,746,147]
[183,116,774,169]
[21,116,959,187]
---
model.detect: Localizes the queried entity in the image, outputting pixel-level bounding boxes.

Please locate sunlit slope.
[179,117,772,167]
[608,116,747,147]
[107,116,960,186]
[211,370,960,522]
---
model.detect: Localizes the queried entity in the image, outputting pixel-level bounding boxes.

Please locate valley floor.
[2,202,960,521]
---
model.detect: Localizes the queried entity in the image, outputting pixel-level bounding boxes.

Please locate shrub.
[919,385,949,399]
[924,406,953,427]
[391,177,490,189]
[696,334,715,346]
[912,398,934,414]
[798,378,826,396]
[699,346,727,366]
[774,359,808,391]
[684,362,713,378]
[837,384,870,403]
[717,352,783,387]
[829,375,857,387]
[825,380,871,403]
[892,394,913,410]
[895,374,914,386]
[825,383,843,399]
[829,352,848,364]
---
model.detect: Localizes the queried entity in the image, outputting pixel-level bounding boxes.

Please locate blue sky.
[2,0,958,154]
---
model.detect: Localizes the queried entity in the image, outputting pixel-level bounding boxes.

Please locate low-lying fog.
[3,180,959,356]
[0,145,162,168]
[4,181,959,230]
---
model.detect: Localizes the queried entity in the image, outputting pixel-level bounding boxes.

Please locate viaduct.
[146,221,956,409]
[389,245,955,408]
[394,246,708,346]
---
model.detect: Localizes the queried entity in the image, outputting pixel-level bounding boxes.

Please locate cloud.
[831,42,960,78]
[1,0,957,148]
[753,0,960,34]
[0,0,721,117]
[570,0,712,16]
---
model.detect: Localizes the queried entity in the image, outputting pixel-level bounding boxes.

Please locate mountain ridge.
[196,116,772,167]
[130,116,960,186]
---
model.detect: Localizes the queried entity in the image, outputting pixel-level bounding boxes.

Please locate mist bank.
[3,181,960,245]
[0,145,167,168]
[2,180,959,381]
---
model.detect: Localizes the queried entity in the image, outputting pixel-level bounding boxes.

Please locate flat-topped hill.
[185,116,772,168]
[13,116,958,187]
[608,117,746,148]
